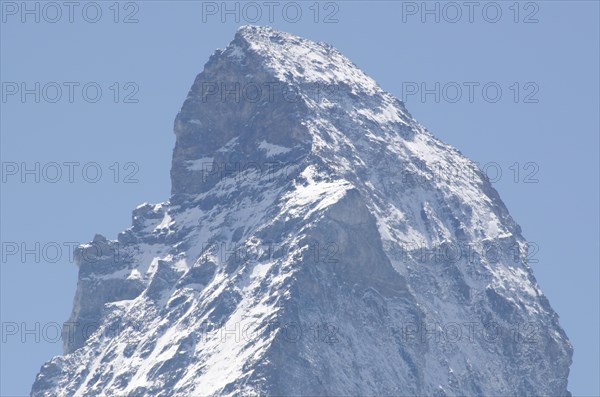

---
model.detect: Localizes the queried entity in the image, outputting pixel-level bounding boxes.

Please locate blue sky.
[1,1,598,395]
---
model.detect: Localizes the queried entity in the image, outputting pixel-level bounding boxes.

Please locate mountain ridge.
[32,25,572,397]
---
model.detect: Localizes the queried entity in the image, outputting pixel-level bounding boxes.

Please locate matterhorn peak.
[32,26,571,397]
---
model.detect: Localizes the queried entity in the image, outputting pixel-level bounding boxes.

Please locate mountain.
[31,26,572,397]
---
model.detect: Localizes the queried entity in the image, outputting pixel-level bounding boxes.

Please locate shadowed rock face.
[32,26,572,397]
[170,30,311,197]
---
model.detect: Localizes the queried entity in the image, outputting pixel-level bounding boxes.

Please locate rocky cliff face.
[32,26,572,396]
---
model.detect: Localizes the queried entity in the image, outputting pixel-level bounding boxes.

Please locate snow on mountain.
[31,26,572,397]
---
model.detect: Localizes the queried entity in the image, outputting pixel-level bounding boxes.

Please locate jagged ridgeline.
[32,26,571,397]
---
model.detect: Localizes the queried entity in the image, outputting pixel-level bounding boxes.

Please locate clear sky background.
[1,1,598,395]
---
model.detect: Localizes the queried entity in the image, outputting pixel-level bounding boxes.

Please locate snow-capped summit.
[233,25,382,92]
[32,26,572,396]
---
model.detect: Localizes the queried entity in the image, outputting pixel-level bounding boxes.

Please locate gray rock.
[32,26,572,397]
